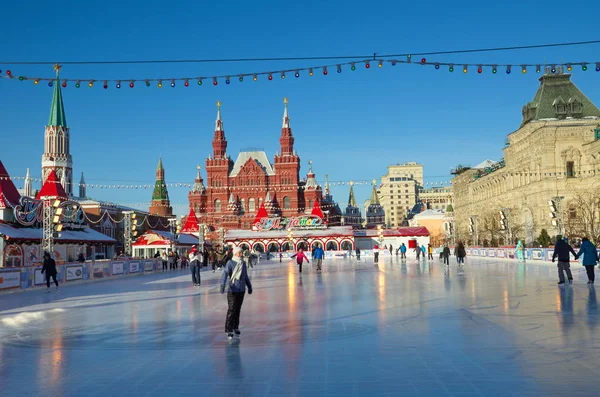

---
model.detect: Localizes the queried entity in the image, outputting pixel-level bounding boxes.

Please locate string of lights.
[1,57,599,89]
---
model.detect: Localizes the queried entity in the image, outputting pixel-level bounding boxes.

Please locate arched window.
[240,198,245,212]
[283,196,291,209]
[341,241,353,251]
[249,198,256,212]
[326,241,339,251]
[214,199,222,212]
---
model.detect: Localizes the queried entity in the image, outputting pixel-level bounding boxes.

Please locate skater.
[552,235,577,285]
[291,248,309,273]
[355,247,361,261]
[415,245,421,260]
[161,250,168,271]
[313,244,324,272]
[41,251,59,292]
[373,244,380,264]
[389,244,393,255]
[421,245,426,259]
[209,248,218,272]
[442,245,451,265]
[516,240,525,261]
[577,237,599,285]
[400,243,407,259]
[427,244,434,260]
[220,247,253,340]
[189,247,202,286]
[455,242,466,265]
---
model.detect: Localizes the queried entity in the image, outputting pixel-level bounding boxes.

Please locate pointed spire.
[192,164,205,192]
[305,159,319,189]
[24,168,32,197]
[79,172,86,198]
[48,64,67,127]
[228,192,235,204]
[215,100,223,131]
[265,191,272,203]
[282,97,290,128]
[157,157,163,171]
[348,181,357,207]
[370,179,380,205]
[324,174,330,196]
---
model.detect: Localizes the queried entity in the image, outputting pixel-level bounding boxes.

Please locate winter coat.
[42,258,57,277]
[552,239,577,262]
[577,240,599,266]
[220,258,253,294]
[313,247,325,260]
[455,245,466,258]
[400,245,407,253]
[442,247,451,257]
[291,251,309,265]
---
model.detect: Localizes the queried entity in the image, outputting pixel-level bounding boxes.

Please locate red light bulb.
[420,58,426,64]
[6,70,12,76]
[365,62,370,69]
[129,82,134,88]
[268,74,273,80]
[62,82,67,87]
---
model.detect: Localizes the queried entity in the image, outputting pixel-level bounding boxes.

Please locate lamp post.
[377,225,384,247]
[41,197,63,256]
[549,197,564,236]
[198,223,205,253]
[123,211,138,256]
[287,229,294,251]
[168,218,179,254]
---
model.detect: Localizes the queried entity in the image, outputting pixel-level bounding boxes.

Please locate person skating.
[577,237,599,285]
[41,251,59,293]
[420,245,426,259]
[552,235,577,285]
[189,247,202,287]
[415,245,421,260]
[161,250,168,271]
[220,247,253,340]
[291,248,309,273]
[313,244,325,272]
[355,247,361,262]
[455,242,466,265]
[373,244,380,264]
[442,245,451,265]
[209,249,218,272]
[427,244,434,260]
[400,243,407,259]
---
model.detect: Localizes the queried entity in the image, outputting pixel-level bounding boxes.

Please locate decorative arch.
[340,240,353,251]
[311,240,325,251]
[283,196,291,209]
[282,241,294,251]
[214,199,222,212]
[326,241,339,251]
[297,241,308,251]
[267,242,280,252]
[252,242,265,253]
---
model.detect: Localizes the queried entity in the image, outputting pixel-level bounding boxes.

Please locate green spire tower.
[149,157,173,216]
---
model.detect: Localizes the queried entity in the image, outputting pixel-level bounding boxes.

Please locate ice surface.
[1,256,600,397]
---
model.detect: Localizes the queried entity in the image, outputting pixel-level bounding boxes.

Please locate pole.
[41,196,54,255]
[123,211,132,256]
[198,223,205,253]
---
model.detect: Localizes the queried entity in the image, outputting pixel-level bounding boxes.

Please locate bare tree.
[480,210,504,247]
[564,189,600,241]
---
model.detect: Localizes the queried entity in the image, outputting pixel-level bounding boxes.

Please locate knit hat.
[233,246,243,256]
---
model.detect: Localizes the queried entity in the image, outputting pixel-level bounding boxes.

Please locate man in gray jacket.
[220,246,253,340]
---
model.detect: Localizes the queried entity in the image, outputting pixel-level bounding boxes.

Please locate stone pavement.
[1,256,599,396]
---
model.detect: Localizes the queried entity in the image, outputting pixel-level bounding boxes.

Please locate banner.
[65,265,83,281]
[144,260,154,272]
[112,261,124,275]
[129,261,140,273]
[0,270,21,290]
[34,268,46,285]
[92,263,105,278]
[532,249,543,260]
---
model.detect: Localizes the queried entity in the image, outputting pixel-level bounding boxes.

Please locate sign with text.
[129,261,140,273]
[253,215,325,231]
[0,270,21,290]
[92,263,105,278]
[65,265,83,281]
[144,260,154,272]
[14,197,86,227]
[34,268,46,286]
[112,262,124,275]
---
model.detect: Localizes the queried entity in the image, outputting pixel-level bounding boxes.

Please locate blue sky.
[1,0,599,217]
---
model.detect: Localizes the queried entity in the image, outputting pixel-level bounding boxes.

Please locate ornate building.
[452,68,600,246]
[148,158,173,217]
[366,180,385,228]
[42,67,73,196]
[342,182,363,228]
[186,99,340,231]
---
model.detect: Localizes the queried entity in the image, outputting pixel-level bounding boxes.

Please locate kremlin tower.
[148,158,173,216]
[366,180,385,227]
[42,64,73,196]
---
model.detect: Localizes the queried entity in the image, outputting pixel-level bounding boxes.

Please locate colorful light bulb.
[281,71,285,79]
[582,64,588,71]
[197,79,203,85]
[145,80,150,87]
[521,65,527,74]
[536,65,541,73]
[34,79,39,85]
[295,70,300,77]
[506,65,512,74]
[158,81,163,88]
[309,68,313,76]
[212,78,217,86]
[171,80,176,87]
[184,80,189,87]
[62,81,67,87]
[420,58,426,64]
[477,65,482,74]
[48,81,53,87]
[239,76,244,82]
[378,60,383,68]
[434,64,440,70]
[104,83,108,89]
[253,75,257,81]
[130,81,135,88]
[225,77,231,84]
[88,81,94,87]
[365,61,370,69]
[75,81,80,88]
[116,81,121,89]
[6,70,12,76]
[268,73,273,80]
[449,65,454,72]
[323,66,328,75]
[566,63,572,71]
[18,76,24,81]
[336,65,341,73]
[351,63,356,71]
[462,65,468,73]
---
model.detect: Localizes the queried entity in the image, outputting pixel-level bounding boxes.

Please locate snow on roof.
[473,160,498,169]
[132,230,199,246]
[227,226,354,240]
[0,222,116,243]
[413,209,445,219]
[230,151,275,177]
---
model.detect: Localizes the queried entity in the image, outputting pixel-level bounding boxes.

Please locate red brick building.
[187,99,341,233]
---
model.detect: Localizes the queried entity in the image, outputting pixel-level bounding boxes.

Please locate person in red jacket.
[291,248,310,273]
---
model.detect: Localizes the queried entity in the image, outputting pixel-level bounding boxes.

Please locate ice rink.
[1,256,599,397]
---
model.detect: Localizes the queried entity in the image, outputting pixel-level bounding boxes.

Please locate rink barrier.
[0,258,161,292]
[462,246,599,263]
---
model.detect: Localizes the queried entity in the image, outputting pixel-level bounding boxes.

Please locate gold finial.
[372,179,376,185]
[349,180,354,186]
[216,100,221,109]
[197,164,201,171]
[283,97,288,105]
[53,63,62,75]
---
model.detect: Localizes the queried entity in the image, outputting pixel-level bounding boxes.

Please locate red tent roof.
[253,202,269,225]
[310,200,324,219]
[181,208,199,232]
[35,170,68,200]
[0,160,22,208]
